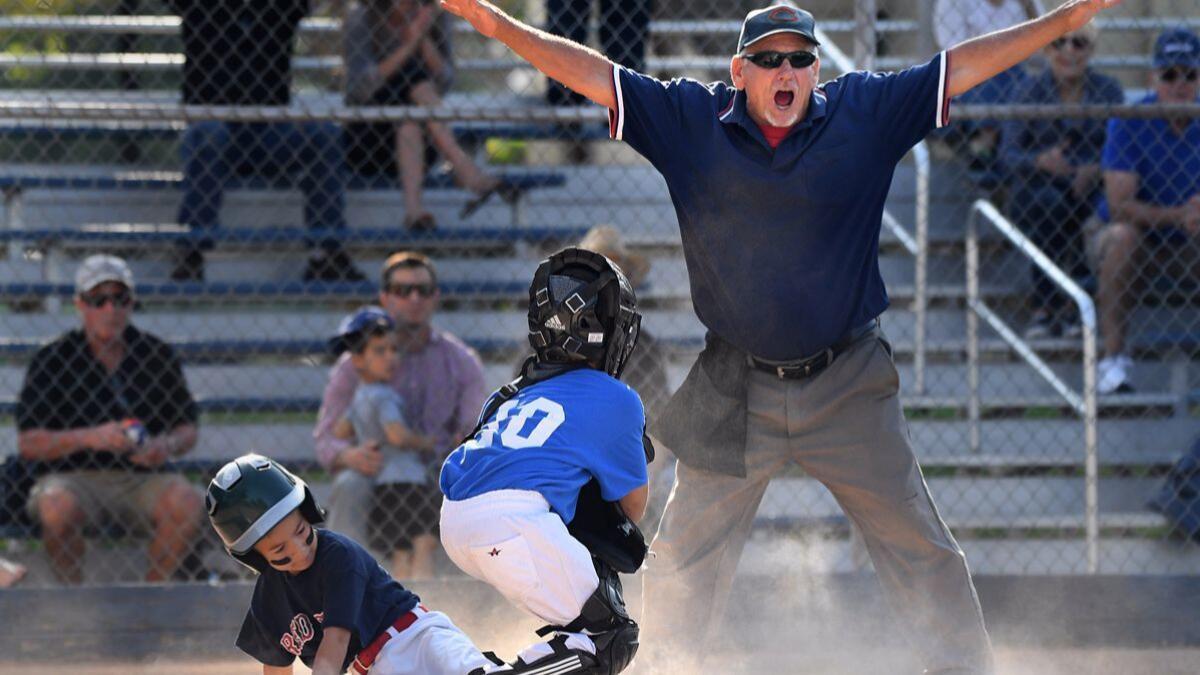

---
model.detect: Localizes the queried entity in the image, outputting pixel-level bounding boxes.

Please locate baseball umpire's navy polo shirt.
[608,54,951,360]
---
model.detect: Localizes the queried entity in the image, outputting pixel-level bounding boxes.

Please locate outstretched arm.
[440,0,616,108]
[945,0,1121,98]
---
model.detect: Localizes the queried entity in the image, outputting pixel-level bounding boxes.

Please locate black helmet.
[205,454,325,571]
[527,247,642,379]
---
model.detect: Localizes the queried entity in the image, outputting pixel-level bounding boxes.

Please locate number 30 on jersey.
[464,397,565,450]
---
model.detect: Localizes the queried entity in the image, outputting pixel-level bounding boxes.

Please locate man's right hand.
[340,442,383,477]
[88,421,135,454]
[440,0,500,39]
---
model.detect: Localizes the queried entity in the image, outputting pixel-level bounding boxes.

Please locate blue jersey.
[236,529,419,671]
[440,368,648,523]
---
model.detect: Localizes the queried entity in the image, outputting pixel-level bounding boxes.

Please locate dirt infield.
[5,648,1199,675]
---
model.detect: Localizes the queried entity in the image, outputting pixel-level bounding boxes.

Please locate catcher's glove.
[568,479,647,574]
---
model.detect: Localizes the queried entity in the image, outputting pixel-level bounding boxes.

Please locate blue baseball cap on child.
[328,306,394,355]
[1153,28,1200,69]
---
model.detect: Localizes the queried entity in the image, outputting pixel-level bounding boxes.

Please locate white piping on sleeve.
[935,50,951,129]
[609,63,626,141]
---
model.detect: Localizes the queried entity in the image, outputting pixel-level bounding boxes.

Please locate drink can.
[122,419,148,448]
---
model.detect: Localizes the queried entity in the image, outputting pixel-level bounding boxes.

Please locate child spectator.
[329,306,440,581]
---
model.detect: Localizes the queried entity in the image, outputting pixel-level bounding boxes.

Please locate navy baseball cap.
[737,5,820,53]
[1153,28,1200,69]
[329,305,394,355]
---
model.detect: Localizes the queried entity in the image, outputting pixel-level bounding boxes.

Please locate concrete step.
[8,416,1188,468]
[740,535,1200,576]
[15,303,1192,364]
[2,341,1190,403]
[1,353,1193,408]
[7,163,988,248]
[754,476,1165,532]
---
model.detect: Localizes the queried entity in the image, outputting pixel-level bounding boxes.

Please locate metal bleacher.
[2,5,1199,578]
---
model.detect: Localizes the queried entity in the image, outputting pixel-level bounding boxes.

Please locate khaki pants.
[641,333,993,673]
[28,470,194,534]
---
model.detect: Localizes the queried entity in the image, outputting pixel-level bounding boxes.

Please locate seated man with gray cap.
[15,254,204,584]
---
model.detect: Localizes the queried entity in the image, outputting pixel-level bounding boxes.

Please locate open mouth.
[774,90,795,109]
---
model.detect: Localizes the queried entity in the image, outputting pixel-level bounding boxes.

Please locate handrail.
[817,26,929,393]
[0,16,919,36]
[0,53,739,74]
[5,52,1191,78]
[967,199,1099,573]
[2,14,1194,35]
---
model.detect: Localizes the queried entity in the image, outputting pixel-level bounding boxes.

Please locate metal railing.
[1,14,1194,36]
[966,199,1100,573]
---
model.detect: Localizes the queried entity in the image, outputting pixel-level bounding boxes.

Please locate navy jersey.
[441,368,648,523]
[606,55,952,359]
[236,529,419,671]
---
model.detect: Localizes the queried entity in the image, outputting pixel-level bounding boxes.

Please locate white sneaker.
[1097,355,1134,394]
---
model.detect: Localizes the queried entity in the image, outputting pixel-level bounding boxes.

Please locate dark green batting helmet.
[205,454,324,570]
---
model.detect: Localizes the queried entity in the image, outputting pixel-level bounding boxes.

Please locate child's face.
[352,332,399,383]
[253,510,318,574]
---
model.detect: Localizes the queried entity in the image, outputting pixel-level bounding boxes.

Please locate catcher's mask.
[205,454,325,572]
[527,247,642,379]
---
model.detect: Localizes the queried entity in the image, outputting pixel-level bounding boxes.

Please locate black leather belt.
[748,319,880,380]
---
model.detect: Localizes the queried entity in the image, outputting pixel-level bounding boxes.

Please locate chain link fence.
[0,0,1198,588]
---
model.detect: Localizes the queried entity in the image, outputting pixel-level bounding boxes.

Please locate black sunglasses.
[1160,67,1199,83]
[385,282,436,298]
[80,290,133,308]
[742,50,817,70]
[1050,36,1091,51]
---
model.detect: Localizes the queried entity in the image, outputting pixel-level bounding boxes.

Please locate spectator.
[935,0,1044,174]
[546,0,651,106]
[999,20,1122,338]
[344,0,522,230]
[328,306,440,580]
[171,0,363,282]
[0,558,25,588]
[15,255,203,584]
[1091,28,1200,394]
[546,0,652,162]
[314,252,486,566]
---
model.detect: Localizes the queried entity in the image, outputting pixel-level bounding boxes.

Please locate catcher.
[205,454,498,675]
[439,247,652,675]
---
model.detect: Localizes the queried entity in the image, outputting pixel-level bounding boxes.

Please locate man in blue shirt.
[1090,27,1200,394]
[440,0,1126,672]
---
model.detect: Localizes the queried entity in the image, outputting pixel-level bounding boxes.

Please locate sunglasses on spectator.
[385,282,436,298]
[742,50,818,70]
[80,290,133,308]
[1049,36,1091,51]
[1159,67,1199,83]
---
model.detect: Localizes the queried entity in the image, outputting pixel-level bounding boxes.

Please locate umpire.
[440,0,1126,672]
